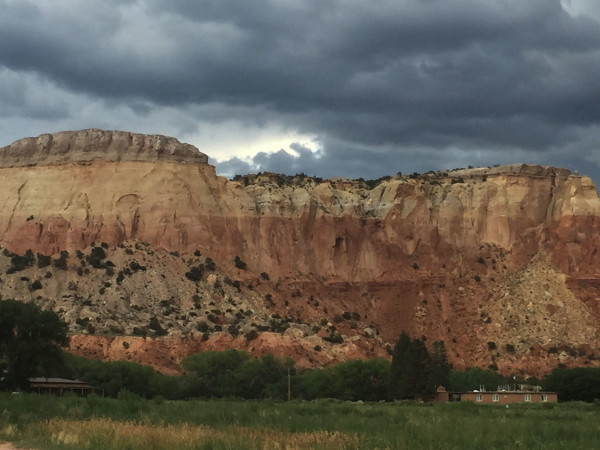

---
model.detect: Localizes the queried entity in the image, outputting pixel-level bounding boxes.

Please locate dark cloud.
[1,1,600,181]
[214,140,486,180]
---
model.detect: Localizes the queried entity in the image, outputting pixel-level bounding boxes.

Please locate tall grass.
[3,418,359,450]
[2,393,600,449]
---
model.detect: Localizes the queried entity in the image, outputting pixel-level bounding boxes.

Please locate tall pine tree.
[429,340,451,390]
[388,331,411,399]
[407,337,432,398]
[389,333,449,400]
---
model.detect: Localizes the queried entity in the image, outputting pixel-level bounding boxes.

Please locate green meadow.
[2,393,600,449]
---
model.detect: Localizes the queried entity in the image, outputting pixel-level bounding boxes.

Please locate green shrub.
[53,250,69,270]
[148,317,167,336]
[234,256,247,270]
[7,249,35,273]
[205,257,217,271]
[324,333,343,344]
[185,265,204,282]
[87,246,106,268]
[36,253,51,268]
[244,329,259,341]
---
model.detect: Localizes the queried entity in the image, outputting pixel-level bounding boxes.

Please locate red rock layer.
[1,131,599,376]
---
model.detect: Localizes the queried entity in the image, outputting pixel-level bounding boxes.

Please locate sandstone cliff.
[1,130,599,377]
[0,129,208,168]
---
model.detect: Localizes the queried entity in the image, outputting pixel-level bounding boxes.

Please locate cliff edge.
[0,129,209,168]
[1,130,600,376]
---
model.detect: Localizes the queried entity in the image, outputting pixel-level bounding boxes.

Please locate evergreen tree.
[389,331,411,399]
[389,333,447,400]
[430,340,451,389]
[406,336,434,399]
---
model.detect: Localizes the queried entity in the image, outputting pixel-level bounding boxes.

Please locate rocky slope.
[1,129,600,377]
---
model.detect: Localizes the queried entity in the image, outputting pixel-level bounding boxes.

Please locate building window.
[476,394,483,402]
[492,394,499,403]
[541,394,548,402]
[524,394,531,402]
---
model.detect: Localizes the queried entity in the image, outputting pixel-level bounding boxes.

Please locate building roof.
[28,377,93,389]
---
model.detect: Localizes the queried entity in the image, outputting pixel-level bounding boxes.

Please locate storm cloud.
[1,0,600,180]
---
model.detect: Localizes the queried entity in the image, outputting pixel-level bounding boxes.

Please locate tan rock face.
[2,158,594,279]
[2,130,600,376]
[0,129,208,168]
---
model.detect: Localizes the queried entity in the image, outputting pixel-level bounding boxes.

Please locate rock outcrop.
[1,129,600,376]
[0,129,208,168]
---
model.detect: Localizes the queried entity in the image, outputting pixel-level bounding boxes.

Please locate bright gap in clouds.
[182,122,321,170]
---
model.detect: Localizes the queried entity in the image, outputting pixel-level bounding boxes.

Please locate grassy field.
[2,393,600,449]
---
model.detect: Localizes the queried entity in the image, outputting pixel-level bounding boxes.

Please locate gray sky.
[2,0,600,181]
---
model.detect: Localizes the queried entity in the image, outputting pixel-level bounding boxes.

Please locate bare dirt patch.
[0,443,29,450]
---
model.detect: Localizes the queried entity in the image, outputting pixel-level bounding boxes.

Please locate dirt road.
[0,443,27,450]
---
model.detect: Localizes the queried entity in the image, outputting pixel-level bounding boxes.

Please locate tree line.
[2,300,600,402]
[58,342,600,403]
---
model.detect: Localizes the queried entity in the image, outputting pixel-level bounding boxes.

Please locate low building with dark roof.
[28,377,95,396]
